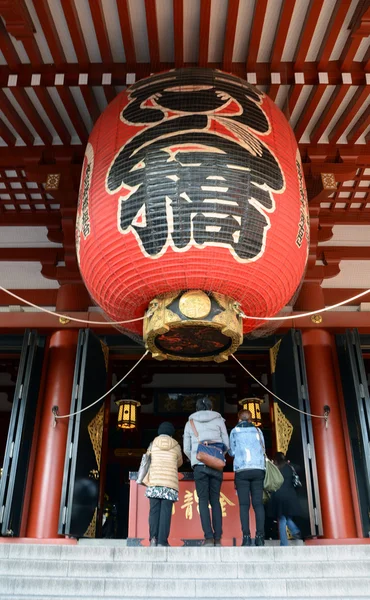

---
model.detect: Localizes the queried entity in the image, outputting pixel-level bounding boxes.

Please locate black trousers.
[235,469,265,537]
[194,465,223,540]
[149,498,173,545]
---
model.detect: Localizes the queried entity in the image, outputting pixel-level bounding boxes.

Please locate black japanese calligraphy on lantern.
[295,153,309,249]
[76,143,94,264]
[106,69,285,262]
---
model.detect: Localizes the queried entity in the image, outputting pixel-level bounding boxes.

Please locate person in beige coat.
[145,422,183,546]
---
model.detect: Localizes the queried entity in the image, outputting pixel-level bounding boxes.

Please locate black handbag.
[290,464,302,488]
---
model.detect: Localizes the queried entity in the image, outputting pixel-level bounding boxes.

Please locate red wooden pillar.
[26,329,78,538]
[26,284,87,538]
[302,328,358,539]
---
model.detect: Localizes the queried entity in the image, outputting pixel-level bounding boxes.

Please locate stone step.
[1,558,370,579]
[1,544,370,563]
[2,576,370,598]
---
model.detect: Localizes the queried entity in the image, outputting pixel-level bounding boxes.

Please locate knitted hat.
[158,422,175,437]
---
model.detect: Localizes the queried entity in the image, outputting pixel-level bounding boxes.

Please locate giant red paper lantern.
[76,69,309,361]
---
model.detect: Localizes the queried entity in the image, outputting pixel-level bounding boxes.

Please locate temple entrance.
[336,330,370,537]
[0,331,45,537]
[97,329,321,542]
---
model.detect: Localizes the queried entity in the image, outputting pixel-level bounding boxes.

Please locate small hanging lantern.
[115,399,141,430]
[239,397,264,427]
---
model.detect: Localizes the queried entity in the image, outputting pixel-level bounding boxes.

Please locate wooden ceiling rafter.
[246,0,268,72]
[145,0,160,72]
[117,0,136,68]
[347,106,370,144]
[0,88,34,146]
[88,0,112,63]
[9,86,53,145]
[0,119,16,146]
[294,0,325,70]
[294,83,328,142]
[0,20,54,146]
[270,0,296,72]
[32,0,65,67]
[173,0,184,68]
[88,0,116,105]
[309,83,351,144]
[30,0,92,141]
[199,0,211,68]
[60,0,90,65]
[328,84,369,143]
[222,0,239,72]
[317,0,352,70]
[59,0,101,124]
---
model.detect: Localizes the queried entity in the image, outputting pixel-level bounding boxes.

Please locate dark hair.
[274,452,286,467]
[196,397,213,411]
[238,409,252,422]
[158,421,175,437]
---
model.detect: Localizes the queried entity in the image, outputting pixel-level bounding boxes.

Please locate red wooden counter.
[128,472,255,546]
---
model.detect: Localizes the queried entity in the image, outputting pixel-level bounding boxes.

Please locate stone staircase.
[0,543,370,599]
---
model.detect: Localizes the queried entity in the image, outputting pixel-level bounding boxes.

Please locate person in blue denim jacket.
[229,409,266,546]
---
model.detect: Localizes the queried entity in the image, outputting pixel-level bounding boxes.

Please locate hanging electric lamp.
[239,397,264,427]
[115,399,141,430]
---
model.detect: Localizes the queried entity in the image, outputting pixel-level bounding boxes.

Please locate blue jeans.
[278,515,300,546]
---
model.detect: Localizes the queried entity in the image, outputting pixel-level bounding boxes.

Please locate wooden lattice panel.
[0,168,59,214]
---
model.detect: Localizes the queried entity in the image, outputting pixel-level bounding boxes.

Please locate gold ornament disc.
[179,290,211,319]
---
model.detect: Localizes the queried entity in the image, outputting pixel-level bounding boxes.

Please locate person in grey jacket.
[229,409,266,546]
[183,397,229,546]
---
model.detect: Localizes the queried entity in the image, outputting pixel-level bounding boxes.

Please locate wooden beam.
[246,0,268,72]
[32,87,71,145]
[328,85,369,143]
[346,103,370,143]
[0,88,34,146]
[0,61,368,88]
[60,0,90,65]
[310,84,350,144]
[9,87,53,145]
[322,287,369,307]
[223,0,239,72]
[0,248,62,262]
[145,0,160,71]
[294,0,325,69]
[199,0,211,67]
[270,0,295,71]
[294,84,328,142]
[319,210,370,225]
[55,87,89,144]
[0,143,369,167]
[0,19,20,68]
[32,0,66,66]
[117,0,136,67]
[320,246,370,261]
[88,0,113,63]
[317,0,352,70]
[0,211,61,226]
[173,0,184,68]
[0,289,56,307]
[0,118,16,146]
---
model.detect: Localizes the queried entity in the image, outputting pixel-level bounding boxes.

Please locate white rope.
[231,354,326,420]
[239,289,370,321]
[0,285,146,326]
[1,285,369,326]
[54,350,149,419]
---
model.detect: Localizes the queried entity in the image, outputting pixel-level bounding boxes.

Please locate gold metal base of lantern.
[143,290,243,362]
